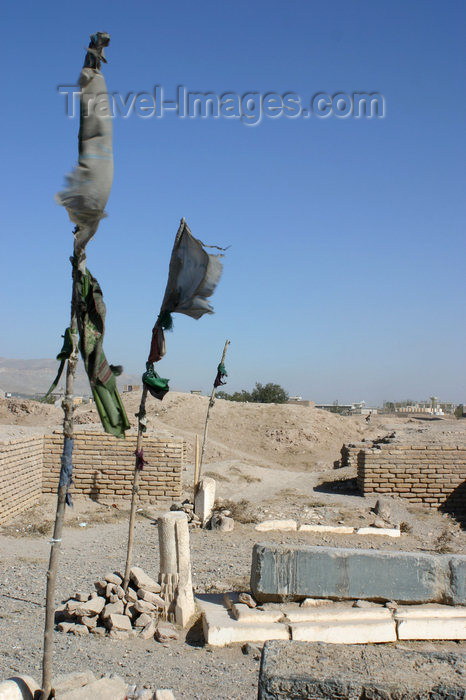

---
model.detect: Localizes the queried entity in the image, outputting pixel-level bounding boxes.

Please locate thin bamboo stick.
[123,384,148,591]
[41,243,83,699]
[198,339,230,482]
[194,434,200,495]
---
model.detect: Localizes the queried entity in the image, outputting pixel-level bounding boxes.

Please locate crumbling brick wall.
[0,435,44,523]
[339,443,364,468]
[42,431,183,502]
[357,444,466,510]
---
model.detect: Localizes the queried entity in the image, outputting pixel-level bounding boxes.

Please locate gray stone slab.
[250,543,463,604]
[258,640,466,699]
[450,555,466,605]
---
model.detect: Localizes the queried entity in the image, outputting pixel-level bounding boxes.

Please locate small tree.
[217,382,289,404]
[454,404,464,419]
[250,382,289,404]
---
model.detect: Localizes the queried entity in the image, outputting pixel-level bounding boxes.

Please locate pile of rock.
[370,497,398,529]
[56,567,179,641]
[170,500,202,528]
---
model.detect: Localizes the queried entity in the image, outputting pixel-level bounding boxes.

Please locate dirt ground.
[0,394,465,698]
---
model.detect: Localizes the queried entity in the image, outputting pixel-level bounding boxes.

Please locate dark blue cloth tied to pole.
[59,437,74,505]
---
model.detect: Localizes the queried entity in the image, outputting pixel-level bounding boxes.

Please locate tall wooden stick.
[193,434,200,494]
[198,339,230,480]
[123,384,148,590]
[41,242,84,699]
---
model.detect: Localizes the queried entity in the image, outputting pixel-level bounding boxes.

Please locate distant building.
[315,400,377,415]
[191,390,202,396]
[315,403,353,413]
[123,384,141,393]
[288,397,315,407]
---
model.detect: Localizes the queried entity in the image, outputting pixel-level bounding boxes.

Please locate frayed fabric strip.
[59,437,74,488]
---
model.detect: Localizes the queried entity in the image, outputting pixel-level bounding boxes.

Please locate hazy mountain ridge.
[0,358,141,396]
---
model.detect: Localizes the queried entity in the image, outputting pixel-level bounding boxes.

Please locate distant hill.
[0,358,141,397]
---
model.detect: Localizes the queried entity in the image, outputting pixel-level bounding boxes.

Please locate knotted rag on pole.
[75,266,130,439]
[147,218,224,369]
[56,32,113,250]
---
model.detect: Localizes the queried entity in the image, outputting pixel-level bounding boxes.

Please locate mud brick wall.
[357,444,466,510]
[0,436,44,523]
[339,443,364,468]
[42,431,184,503]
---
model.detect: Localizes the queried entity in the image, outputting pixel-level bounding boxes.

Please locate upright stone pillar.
[158,511,195,627]
[194,476,216,526]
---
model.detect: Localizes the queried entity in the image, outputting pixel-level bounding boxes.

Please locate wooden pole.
[198,339,230,481]
[41,241,84,699]
[193,434,200,494]
[123,384,148,591]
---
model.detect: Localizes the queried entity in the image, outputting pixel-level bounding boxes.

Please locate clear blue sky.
[1,0,465,405]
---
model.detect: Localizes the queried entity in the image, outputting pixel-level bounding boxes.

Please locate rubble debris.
[373,497,392,521]
[238,592,256,608]
[170,499,201,528]
[56,566,169,640]
[209,512,235,531]
[155,622,179,643]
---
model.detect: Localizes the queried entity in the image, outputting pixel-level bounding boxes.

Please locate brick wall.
[0,436,44,523]
[42,431,184,503]
[357,443,466,511]
[339,443,364,468]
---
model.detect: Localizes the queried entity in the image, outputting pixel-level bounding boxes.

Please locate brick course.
[0,436,44,523]
[0,431,184,523]
[357,443,466,511]
[42,431,183,502]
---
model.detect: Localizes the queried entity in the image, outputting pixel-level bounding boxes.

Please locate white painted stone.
[0,675,40,700]
[356,527,400,538]
[291,619,397,644]
[231,603,283,623]
[298,524,355,534]
[285,603,390,624]
[394,605,466,640]
[255,519,297,532]
[394,604,466,619]
[194,477,216,525]
[396,617,466,640]
[197,595,289,647]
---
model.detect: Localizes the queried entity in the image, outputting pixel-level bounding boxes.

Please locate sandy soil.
[0,394,465,697]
